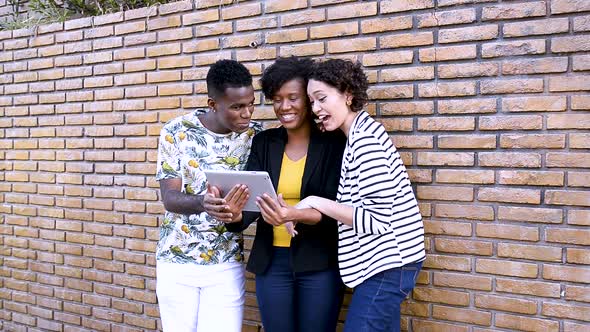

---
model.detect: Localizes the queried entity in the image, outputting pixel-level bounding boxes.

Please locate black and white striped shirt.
[337,111,425,288]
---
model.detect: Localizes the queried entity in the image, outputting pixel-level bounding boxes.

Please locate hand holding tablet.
[204,170,277,212]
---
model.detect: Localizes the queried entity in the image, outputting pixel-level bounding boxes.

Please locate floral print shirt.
[155,109,262,265]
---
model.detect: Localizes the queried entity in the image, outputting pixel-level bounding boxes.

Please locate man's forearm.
[162,191,206,215]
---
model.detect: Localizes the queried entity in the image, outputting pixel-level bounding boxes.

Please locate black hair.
[206,59,253,98]
[309,58,368,112]
[260,56,314,100]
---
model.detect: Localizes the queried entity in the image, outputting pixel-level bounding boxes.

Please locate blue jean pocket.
[399,262,422,297]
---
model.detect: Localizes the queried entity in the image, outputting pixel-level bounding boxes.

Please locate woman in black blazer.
[226,57,345,332]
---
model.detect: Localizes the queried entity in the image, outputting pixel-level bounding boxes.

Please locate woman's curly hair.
[260,56,314,100]
[309,59,368,112]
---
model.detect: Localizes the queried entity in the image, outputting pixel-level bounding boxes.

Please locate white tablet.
[204,170,277,212]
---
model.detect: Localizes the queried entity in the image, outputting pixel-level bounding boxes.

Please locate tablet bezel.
[203,170,277,212]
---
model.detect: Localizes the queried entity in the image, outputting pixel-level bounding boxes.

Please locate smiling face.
[307,79,356,134]
[272,79,310,131]
[209,85,255,134]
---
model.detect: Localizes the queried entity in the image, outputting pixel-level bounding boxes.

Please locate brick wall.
[1,0,589,331]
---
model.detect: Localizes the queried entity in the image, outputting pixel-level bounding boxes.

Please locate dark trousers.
[255,247,343,332]
[343,261,423,332]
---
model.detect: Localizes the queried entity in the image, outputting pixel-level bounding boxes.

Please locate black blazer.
[227,125,346,275]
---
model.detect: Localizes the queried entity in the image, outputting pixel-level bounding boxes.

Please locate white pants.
[156,261,245,332]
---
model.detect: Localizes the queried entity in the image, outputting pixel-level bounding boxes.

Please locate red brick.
[368,85,413,100]
[546,227,590,245]
[483,1,546,21]
[361,16,412,34]
[476,224,539,242]
[551,35,590,52]
[327,2,377,20]
[236,48,277,62]
[503,171,564,188]
[498,206,563,224]
[567,248,590,265]
[477,188,541,204]
[381,32,433,49]
[437,99,496,115]
[417,8,475,28]
[158,0,192,14]
[435,203,494,220]
[147,16,181,31]
[433,305,491,326]
[439,135,496,149]
[124,313,157,329]
[413,287,469,306]
[479,152,541,167]
[417,152,474,166]
[549,75,590,92]
[502,96,566,112]
[434,272,491,291]
[574,15,590,32]
[500,134,565,149]
[476,294,538,315]
[568,210,590,226]
[391,135,433,149]
[413,320,468,332]
[551,0,590,14]
[381,0,434,13]
[236,17,278,32]
[548,114,590,129]
[419,82,476,98]
[505,18,569,38]
[546,190,590,206]
[417,186,473,201]
[481,78,544,94]
[568,171,590,188]
[438,63,498,79]
[504,58,568,76]
[382,66,434,82]
[435,238,493,256]
[480,115,543,130]
[544,264,590,284]
[542,302,590,322]
[327,37,376,54]
[500,243,562,262]
[564,321,590,332]
[573,54,590,71]
[496,278,561,298]
[381,101,433,116]
[280,7,324,26]
[424,220,471,237]
[476,258,538,278]
[221,2,260,20]
[439,25,498,43]
[484,39,546,59]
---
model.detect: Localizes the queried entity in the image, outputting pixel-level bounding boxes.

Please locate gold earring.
[346,100,352,106]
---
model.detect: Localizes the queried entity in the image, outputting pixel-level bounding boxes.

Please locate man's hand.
[223,184,249,223]
[256,193,293,226]
[203,185,233,222]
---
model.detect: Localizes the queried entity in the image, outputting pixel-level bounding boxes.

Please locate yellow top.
[273,153,307,247]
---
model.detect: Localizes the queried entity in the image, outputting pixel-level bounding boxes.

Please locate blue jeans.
[343,262,423,332]
[255,247,343,332]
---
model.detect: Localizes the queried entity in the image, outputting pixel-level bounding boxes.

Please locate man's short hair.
[206,59,253,98]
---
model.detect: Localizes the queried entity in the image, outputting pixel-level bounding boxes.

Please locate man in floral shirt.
[155,59,262,332]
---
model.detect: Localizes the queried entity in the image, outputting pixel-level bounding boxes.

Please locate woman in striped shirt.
[299,59,426,332]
